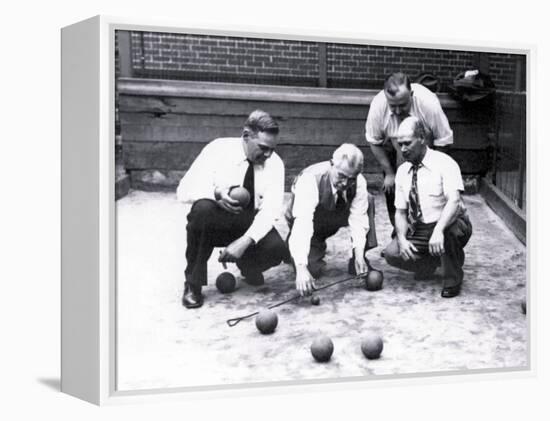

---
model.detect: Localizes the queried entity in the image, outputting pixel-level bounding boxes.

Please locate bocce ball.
[521,299,527,314]
[361,333,384,360]
[364,270,384,291]
[310,335,334,362]
[255,309,278,334]
[229,186,251,207]
[215,272,236,294]
[310,295,320,306]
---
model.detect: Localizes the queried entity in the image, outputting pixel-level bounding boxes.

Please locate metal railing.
[491,92,526,211]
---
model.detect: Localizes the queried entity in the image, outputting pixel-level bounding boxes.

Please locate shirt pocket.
[424,176,444,197]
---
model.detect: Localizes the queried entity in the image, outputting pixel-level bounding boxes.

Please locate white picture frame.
[61,15,532,405]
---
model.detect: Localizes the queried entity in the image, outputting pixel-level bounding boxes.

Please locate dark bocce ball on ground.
[216,272,237,294]
[364,270,384,291]
[229,186,251,208]
[361,333,384,360]
[310,295,320,306]
[255,309,278,334]
[311,336,334,362]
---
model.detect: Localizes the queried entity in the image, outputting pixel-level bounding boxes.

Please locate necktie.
[243,160,255,210]
[335,190,346,210]
[408,164,423,225]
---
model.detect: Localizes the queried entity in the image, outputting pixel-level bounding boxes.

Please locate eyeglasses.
[335,171,357,184]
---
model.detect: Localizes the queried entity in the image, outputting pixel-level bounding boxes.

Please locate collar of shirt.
[330,180,346,202]
[238,139,268,169]
[406,147,435,173]
[238,140,250,165]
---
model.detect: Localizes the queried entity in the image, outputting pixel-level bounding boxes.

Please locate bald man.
[383,116,472,298]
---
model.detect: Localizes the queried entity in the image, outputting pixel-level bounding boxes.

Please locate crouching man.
[383,116,472,298]
[177,110,289,308]
[285,143,378,296]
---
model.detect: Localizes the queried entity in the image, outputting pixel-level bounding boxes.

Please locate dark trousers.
[384,145,398,228]
[289,194,378,278]
[383,214,472,288]
[185,199,289,289]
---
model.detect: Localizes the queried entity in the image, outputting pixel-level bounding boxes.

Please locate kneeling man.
[285,144,377,296]
[383,116,472,298]
[177,110,289,308]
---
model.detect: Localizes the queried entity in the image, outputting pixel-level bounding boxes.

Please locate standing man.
[383,116,472,298]
[285,144,377,296]
[177,110,289,308]
[365,72,453,227]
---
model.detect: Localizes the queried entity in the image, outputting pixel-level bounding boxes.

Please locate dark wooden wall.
[118,78,493,191]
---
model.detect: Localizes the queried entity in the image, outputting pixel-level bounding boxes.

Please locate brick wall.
[130,32,321,86]
[327,44,474,90]
[120,31,525,92]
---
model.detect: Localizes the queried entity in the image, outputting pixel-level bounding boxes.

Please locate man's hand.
[382,173,395,194]
[397,237,419,261]
[218,236,254,263]
[295,264,317,297]
[215,186,243,214]
[354,249,369,275]
[429,229,445,256]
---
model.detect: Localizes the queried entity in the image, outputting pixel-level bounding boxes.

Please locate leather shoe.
[441,284,461,298]
[242,271,264,286]
[182,284,203,308]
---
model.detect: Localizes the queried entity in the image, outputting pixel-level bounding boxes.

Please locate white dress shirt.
[395,148,464,224]
[176,137,285,243]
[365,83,454,147]
[288,169,370,266]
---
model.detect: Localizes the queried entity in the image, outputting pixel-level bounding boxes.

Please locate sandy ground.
[115,191,527,391]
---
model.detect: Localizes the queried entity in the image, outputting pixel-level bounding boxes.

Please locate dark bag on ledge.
[449,70,496,102]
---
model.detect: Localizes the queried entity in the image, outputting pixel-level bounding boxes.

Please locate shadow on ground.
[37,378,60,392]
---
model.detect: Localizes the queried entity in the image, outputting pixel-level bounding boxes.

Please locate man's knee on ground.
[383,239,404,268]
[307,262,324,279]
[259,229,290,266]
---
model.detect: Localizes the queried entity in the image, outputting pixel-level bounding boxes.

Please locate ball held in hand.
[229,186,251,207]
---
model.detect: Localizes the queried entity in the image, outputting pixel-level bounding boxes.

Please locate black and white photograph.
[113,28,527,392]
[7,0,550,417]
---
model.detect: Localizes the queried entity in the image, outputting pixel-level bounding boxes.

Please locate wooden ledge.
[117,78,460,108]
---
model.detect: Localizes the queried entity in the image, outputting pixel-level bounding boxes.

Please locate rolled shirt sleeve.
[176,141,218,203]
[365,92,387,146]
[442,157,464,196]
[287,173,319,266]
[423,91,454,147]
[348,174,370,253]
[244,155,285,244]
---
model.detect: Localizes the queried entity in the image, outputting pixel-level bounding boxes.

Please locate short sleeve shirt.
[365,83,454,148]
[395,148,464,224]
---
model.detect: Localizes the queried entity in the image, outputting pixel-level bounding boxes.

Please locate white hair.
[332,143,364,172]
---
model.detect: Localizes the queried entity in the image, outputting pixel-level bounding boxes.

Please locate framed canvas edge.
[84,15,535,405]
